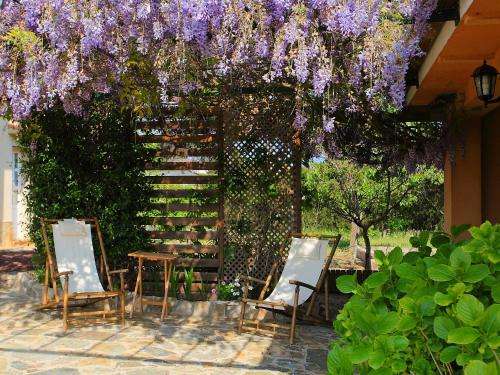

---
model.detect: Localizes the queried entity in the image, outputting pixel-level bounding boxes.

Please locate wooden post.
[293,130,302,233]
[217,112,225,282]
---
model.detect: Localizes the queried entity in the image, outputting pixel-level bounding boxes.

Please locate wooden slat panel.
[147,176,219,185]
[137,135,215,143]
[145,162,218,170]
[154,148,218,157]
[152,244,219,254]
[141,271,219,282]
[150,203,219,212]
[177,272,218,282]
[173,258,220,268]
[150,189,219,198]
[145,217,221,226]
[149,231,218,240]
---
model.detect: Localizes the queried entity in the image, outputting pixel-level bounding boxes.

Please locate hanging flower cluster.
[0,0,437,127]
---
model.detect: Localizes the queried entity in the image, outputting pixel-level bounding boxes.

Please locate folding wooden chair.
[238,233,341,344]
[39,218,127,331]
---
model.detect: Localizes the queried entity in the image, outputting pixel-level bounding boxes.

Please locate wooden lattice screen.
[222,95,302,280]
[137,104,223,296]
[136,96,301,291]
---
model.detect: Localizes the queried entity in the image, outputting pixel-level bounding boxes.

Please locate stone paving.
[0,287,335,374]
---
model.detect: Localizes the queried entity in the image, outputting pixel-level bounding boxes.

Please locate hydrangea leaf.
[428,264,456,282]
[456,295,485,326]
[463,264,490,283]
[447,327,481,345]
[434,316,456,340]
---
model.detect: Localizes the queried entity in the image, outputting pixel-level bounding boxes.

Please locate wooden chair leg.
[238,300,247,334]
[42,258,49,305]
[63,276,69,332]
[290,285,300,345]
[120,273,126,326]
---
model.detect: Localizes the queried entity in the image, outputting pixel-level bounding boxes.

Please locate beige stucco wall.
[444,110,500,233]
[0,118,29,247]
[0,118,14,246]
[444,116,483,233]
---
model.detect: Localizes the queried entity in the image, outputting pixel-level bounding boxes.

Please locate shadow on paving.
[0,291,338,374]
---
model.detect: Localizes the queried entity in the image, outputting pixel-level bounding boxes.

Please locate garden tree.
[391,164,444,230]
[302,161,444,232]
[0,0,440,166]
[303,160,421,270]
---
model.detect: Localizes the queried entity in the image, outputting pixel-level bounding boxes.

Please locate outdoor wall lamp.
[472,60,500,106]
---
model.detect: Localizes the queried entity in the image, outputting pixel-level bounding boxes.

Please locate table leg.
[139,257,143,313]
[161,259,167,320]
[163,260,175,320]
[130,257,141,318]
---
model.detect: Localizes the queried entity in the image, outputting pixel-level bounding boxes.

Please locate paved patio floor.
[0,290,334,374]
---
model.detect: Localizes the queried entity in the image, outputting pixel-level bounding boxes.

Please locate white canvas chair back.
[52,219,104,294]
[263,237,329,309]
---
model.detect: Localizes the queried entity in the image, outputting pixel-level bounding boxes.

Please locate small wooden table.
[128,251,177,320]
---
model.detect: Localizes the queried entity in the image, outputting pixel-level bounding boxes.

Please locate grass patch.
[303,226,415,249]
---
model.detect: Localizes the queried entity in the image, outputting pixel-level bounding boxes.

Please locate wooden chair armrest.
[240,275,266,285]
[241,298,287,308]
[55,271,73,277]
[109,269,128,275]
[289,279,317,291]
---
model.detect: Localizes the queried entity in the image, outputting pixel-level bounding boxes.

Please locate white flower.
[248,286,254,291]
[221,281,226,285]
[234,282,240,287]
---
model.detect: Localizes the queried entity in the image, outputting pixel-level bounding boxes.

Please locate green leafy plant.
[329,222,499,375]
[18,97,153,273]
[169,265,178,299]
[217,277,242,301]
[184,267,194,301]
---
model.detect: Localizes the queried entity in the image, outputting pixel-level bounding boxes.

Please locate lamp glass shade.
[472,61,498,102]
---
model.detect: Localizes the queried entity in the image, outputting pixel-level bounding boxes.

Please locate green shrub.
[329,222,499,375]
[17,97,153,272]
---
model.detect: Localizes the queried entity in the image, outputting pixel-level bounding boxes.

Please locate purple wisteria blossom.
[0,0,437,136]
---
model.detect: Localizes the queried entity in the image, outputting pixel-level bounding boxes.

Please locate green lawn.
[303,226,415,250]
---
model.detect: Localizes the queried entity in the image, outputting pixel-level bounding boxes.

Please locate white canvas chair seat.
[247,238,328,310]
[53,219,105,294]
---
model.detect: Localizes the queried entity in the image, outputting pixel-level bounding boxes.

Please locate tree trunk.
[361,227,372,271]
[350,222,359,265]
